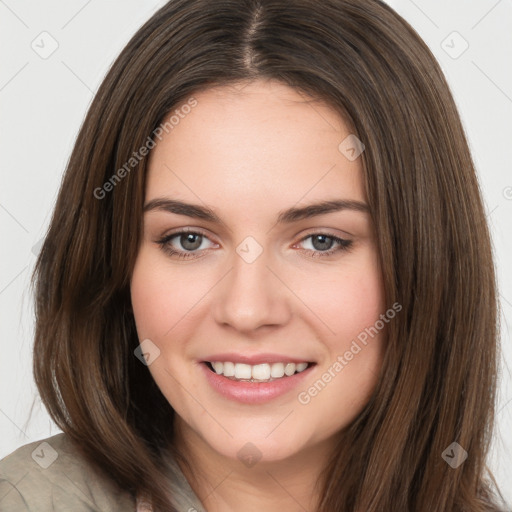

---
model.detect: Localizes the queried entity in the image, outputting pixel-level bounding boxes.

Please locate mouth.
[203,360,316,383]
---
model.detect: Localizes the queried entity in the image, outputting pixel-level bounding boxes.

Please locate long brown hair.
[31,0,507,510]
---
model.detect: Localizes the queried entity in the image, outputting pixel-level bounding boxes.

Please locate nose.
[212,247,292,333]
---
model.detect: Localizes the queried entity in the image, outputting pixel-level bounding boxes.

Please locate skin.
[130,79,387,512]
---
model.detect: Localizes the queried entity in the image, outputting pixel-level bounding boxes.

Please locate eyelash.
[156,228,353,260]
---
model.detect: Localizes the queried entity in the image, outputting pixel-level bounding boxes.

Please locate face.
[130,80,387,464]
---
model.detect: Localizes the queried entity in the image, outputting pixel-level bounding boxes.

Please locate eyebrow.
[143,198,369,224]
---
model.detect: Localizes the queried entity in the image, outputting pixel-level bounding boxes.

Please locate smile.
[201,359,317,404]
[206,361,310,382]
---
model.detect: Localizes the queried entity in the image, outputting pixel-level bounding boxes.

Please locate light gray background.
[1,0,511,505]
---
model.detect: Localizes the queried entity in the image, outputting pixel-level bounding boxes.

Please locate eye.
[156,229,353,260]
[295,232,353,258]
[156,229,216,260]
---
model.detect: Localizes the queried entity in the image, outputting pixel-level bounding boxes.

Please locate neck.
[172,418,334,512]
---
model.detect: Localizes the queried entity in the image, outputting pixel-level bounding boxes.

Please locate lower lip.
[200,362,315,404]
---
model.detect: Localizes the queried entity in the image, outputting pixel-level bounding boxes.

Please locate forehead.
[146,80,366,217]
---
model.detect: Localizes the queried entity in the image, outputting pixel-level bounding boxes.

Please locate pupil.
[182,233,201,250]
[313,235,332,251]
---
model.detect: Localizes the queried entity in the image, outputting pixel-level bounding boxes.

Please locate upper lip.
[201,353,314,365]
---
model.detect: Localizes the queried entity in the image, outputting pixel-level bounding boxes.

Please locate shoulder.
[0,433,135,511]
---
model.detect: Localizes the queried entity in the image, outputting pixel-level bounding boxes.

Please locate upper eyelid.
[159,228,351,247]
[160,227,217,244]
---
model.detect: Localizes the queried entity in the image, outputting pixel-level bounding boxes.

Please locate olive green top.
[0,433,206,511]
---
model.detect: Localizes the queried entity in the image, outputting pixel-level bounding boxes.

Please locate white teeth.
[208,361,311,381]
[234,363,252,379]
[296,362,308,372]
[270,362,284,378]
[252,364,271,380]
[223,361,235,377]
[284,363,296,376]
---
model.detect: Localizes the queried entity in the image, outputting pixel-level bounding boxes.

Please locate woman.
[0,0,507,510]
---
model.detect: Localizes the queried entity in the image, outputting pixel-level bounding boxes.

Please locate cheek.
[329,259,386,387]
[292,250,385,344]
[333,267,385,342]
[130,248,207,339]
[130,259,169,339]
[292,250,386,418]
